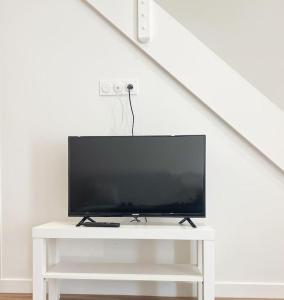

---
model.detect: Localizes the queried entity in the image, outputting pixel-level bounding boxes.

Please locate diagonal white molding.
[85,0,284,171]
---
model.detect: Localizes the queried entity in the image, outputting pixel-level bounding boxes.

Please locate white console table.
[32,222,214,300]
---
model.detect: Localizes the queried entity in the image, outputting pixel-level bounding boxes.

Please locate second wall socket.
[99,79,138,96]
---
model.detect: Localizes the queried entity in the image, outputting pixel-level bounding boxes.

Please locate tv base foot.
[179,218,197,228]
[130,215,141,223]
[76,216,96,227]
[76,217,120,227]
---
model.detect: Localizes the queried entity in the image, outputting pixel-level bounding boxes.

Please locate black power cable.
[127,84,135,136]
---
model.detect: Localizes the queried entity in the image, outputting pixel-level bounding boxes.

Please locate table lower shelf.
[44,262,203,282]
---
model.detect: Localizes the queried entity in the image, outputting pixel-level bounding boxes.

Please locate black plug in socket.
[127,84,134,90]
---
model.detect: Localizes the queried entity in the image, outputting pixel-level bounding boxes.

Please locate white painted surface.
[203,241,215,300]
[0,279,32,294]
[33,222,214,240]
[137,0,151,43]
[33,223,213,299]
[215,281,284,298]
[32,239,46,300]
[197,240,203,300]
[45,262,203,282]
[0,0,284,298]
[48,279,60,300]
[86,0,284,171]
[47,239,60,300]
[156,0,284,112]
[99,79,138,96]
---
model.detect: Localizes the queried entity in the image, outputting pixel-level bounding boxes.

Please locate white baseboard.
[1,278,284,298]
[0,278,32,293]
[216,281,284,298]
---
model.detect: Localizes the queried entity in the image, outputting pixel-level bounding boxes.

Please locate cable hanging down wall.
[127,84,135,136]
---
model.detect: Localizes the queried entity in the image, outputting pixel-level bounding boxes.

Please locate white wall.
[156,0,284,112]
[0,0,284,297]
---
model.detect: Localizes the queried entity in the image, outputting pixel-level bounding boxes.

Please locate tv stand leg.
[179,217,197,228]
[76,216,96,227]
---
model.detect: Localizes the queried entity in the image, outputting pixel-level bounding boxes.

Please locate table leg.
[33,238,46,300]
[48,239,60,300]
[48,279,60,300]
[197,240,203,300]
[203,240,215,300]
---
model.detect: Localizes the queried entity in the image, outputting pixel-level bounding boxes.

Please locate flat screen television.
[68,135,206,221]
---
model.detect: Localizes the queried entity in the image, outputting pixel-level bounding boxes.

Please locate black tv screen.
[68,135,205,218]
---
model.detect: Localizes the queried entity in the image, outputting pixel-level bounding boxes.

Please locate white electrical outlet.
[100,80,138,96]
[113,82,124,94]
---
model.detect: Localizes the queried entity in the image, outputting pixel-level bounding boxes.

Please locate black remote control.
[83,222,120,228]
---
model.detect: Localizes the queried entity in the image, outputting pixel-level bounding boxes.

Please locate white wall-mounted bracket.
[137,0,150,43]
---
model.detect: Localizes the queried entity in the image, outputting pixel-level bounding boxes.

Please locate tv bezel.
[68,135,206,218]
